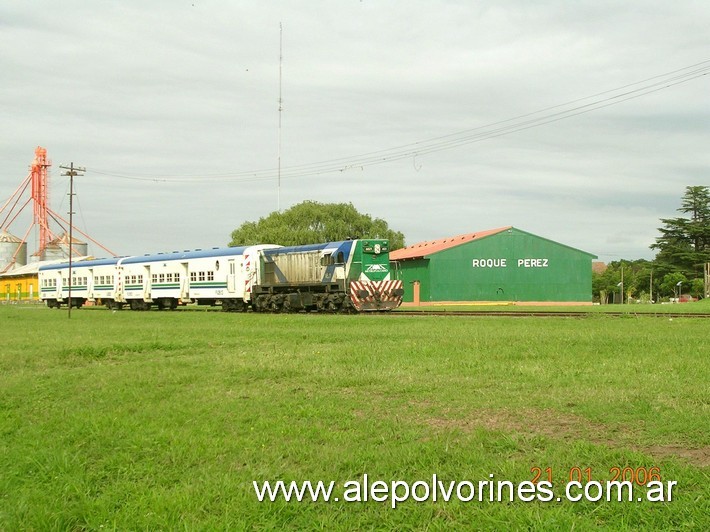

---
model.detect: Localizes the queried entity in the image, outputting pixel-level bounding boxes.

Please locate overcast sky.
[1,1,708,262]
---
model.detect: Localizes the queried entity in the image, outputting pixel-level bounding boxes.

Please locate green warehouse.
[390,226,597,305]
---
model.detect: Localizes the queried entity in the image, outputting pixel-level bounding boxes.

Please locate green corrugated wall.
[394,228,596,303]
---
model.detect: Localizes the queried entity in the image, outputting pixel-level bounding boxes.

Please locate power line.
[88,60,710,184]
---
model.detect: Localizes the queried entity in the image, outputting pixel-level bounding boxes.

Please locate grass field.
[1,304,708,529]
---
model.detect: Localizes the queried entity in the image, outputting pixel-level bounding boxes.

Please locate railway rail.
[389,310,710,318]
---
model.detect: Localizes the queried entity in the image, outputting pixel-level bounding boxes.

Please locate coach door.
[143,265,152,301]
[180,262,190,300]
[227,259,237,293]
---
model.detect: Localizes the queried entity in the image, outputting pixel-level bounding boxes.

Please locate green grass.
[0,305,708,529]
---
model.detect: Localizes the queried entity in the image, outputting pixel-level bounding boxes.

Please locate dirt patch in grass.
[420,406,709,468]
[644,445,710,468]
[423,407,612,442]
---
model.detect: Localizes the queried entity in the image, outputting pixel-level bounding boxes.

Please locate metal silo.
[42,232,88,261]
[0,230,28,271]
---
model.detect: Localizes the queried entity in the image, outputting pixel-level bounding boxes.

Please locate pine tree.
[651,186,710,278]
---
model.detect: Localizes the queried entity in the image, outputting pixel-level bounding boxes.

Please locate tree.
[592,259,655,303]
[229,201,405,249]
[651,186,710,279]
[660,272,687,299]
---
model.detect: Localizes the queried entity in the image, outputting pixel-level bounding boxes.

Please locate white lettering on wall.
[517,258,549,268]
[470,258,550,268]
[471,258,507,268]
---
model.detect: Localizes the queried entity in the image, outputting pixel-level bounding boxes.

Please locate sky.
[1,1,709,263]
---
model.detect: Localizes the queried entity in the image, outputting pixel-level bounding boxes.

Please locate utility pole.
[705,262,709,299]
[60,163,85,319]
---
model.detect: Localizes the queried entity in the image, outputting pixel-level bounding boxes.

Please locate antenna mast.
[278,22,283,212]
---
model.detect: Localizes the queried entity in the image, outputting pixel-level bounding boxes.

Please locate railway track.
[389,310,710,318]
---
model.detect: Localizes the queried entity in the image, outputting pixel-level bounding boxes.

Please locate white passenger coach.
[39,245,280,310]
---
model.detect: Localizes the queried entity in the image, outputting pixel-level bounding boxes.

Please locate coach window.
[207,271,214,281]
[320,254,333,266]
[152,274,158,283]
[174,273,180,282]
[199,271,206,282]
[159,274,165,283]
[336,252,345,264]
[190,272,197,282]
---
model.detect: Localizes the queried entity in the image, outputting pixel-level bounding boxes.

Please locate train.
[38,238,404,312]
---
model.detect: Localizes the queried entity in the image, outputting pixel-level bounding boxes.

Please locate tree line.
[594,186,710,303]
[227,188,709,303]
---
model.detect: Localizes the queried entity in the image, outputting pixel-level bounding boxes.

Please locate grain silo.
[42,232,88,261]
[0,230,28,271]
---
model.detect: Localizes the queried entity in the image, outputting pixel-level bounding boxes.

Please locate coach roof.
[38,257,121,271]
[120,246,249,265]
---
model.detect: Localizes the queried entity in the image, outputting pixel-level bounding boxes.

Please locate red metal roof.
[390,226,512,261]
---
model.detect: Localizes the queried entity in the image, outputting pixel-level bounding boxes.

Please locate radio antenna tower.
[277,22,283,212]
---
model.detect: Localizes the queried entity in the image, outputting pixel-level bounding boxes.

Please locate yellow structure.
[0,262,42,301]
[0,259,77,302]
